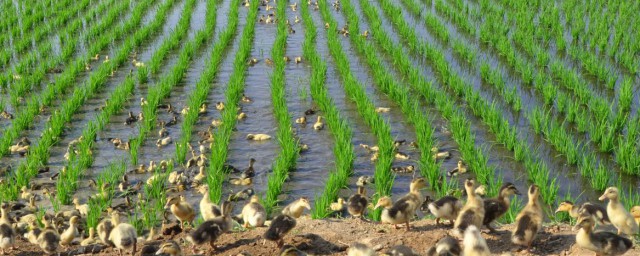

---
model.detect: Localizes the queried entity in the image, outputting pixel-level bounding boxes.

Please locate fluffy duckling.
[237,112,247,120]
[394,152,410,160]
[20,186,33,200]
[194,166,206,184]
[24,220,42,245]
[229,177,252,186]
[241,195,267,228]
[425,236,461,256]
[330,198,345,212]
[447,161,468,177]
[97,215,114,246]
[453,179,485,238]
[264,214,296,248]
[375,196,406,229]
[38,216,60,254]
[599,187,639,236]
[347,186,368,219]
[356,175,374,187]
[241,158,256,178]
[9,144,29,155]
[165,196,196,229]
[246,133,272,141]
[229,188,255,201]
[198,186,222,221]
[360,143,379,152]
[241,94,252,103]
[574,213,632,256]
[555,201,610,226]
[483,182,520,232]
[347,243,375,256]
[427,195,463,226]
[379,178,427,231]
[463,225,490,256]
[0,203,16,255]
[59,216,79,248]
[187,201,234,252]
[73,197,89,216]
[108,212,138,256]
[361,30,370,38]
[156,136,172,147]
[295,115,306,124]
[282,197,311,218]
[215,101,225,110]
[512,185,543,251]
[313,116,324,130]
[103,55,110,63]
[294,56,302,63]
[391,165,414,173]
[630,206,640,226]
[80,227,97,246]
[156,240,182,256]
[375,107,390,113]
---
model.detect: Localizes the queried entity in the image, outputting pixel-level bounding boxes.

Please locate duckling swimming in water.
[313,116,324,130]
[246,134,272,141]
[447,160,468,177]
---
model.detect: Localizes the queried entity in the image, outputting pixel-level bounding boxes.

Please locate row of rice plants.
[374,0,498,197]
[377,0,561,204]
[0,1,18,34]
[263,0,299,215]
[339,0,448,197]
[207,0,260,203]
[175,0,240,164]
[317,0,396,219]
[300,0,355,219]
[129,0,201,165]
[0,0,165,200]
[0,0,156,157]
[4,0,123,110]
[432,0,475,36]
[0,0,85,68]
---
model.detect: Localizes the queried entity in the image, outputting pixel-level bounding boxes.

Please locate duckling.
[391,165,414,173]
[229,188,255,201]
[125,111,138,125]
[20,186,33,200]
[198,185,222,221]
[246,133,272,141]
[211,119,223,127]
[361,30,370,38]
[282,197,311,218]
[165,196,196,229]
[347,186,368,219]
[91,54,100,61]
[555,201,610,226]
[483,182,520,232]
[356,175,374,186]
[241,158,256,178]
[432,151,451,160]
[103,55,110,63]
[574,213,632,256]
[453,179,485,238]
[330,198,345,212]
[289,2,298,10]
[37,216,59,254]
[425,236,461,256]
[384,245,420,256]
[59,216,79,248]
[294,16,301,23]
[375,107,390,113]
[295,115,306,124]
[264,214,296,248]
[0,203,16,255]
[347,243,375,256]
[247,58,259,66]
[294,56,302,63]
[97,215,114,246]
[0,111,13,119]
[9,144,29,155]
[194,166,207,184]
[313,116,324,130]
[241,94,252,103]
[156,240,182,256]
[375,196,405,229]
[24,220,41,245]
[215,101,225,110]
[265,58,274,66]
[80,227,97,246]
[140,97,148,106]
[229,177,252,186]
[73,197,89,216]
[156,136,172,147]
[630,206,640,226]
[241,195,267,228]
[237,112,247,120]
[381,178,427,231]
[187,201,234,252]
[428,195,463,226]
[447,160,468,177]
[463,225,490,256]
[512,185,543,251]
[130,164,147,174]
[599,187,638,236]
[394,152,410,160]
[108,211,138,256]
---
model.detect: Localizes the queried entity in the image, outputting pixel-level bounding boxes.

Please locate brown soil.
[8,217,640,255]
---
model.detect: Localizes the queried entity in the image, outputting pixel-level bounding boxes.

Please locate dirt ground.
[8,217,640,255]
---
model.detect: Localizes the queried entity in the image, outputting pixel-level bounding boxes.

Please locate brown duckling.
[574,213,632,256]
[599,187,639,236]
[483,182,520,232]
[0,203,16,255]
[241,158,256,178]
[425,236,461,256]
[241,195,267,228]
[282,197,311,218]
[453,179,485,238]
[427,195,463,226]
[512,185,543,251]
[555,201,610,226]
[187,201,234,252]
[156,136,172,148]
[241,94,252,103]
[264,214,296,248]
[463,225,490,256]
[165,196,196,229]
[347,186,368,219]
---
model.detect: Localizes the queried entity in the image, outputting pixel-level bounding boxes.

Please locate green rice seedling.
[500,195,523,224]
[590,164,609,191]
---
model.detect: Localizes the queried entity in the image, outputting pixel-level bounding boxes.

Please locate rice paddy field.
[1,0,640,242]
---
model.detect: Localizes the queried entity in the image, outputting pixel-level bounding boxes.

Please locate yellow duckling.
[80,227,97,246]
[447,160,468,177]
[241,195,267,228]
[361,30,370,38]
[242,94,252,103]
[375,107,390,113]
[463,225,491,256]
[246,133,271,141]
[73,198,89,216]
[294,56,302,63]
[20,186,33,200]
[630,206,640,226]
[289,2,298,11]
[91,54,100,61]
[574,213,632,256]
[313,116,324,130]
[0,203,16,255]
[247,58,258,66]
[198,185,222,221]
[165,196,196,229]
[599,187,639,236]
[512,185,544,251]
[103,55,110,63]
[216,101,225,110]
[453,179,484,238]
[194,166,206,184]
[156,136,172,147]
[237,112,247,120]
[282,197,311,218]
[59,216,79,248]
[229,177,252,186]
[295,115,306,124]
[211,119,223,127]
[294,16,300,23]
[108,212,138,256]
[555,201,610,226]
[330,198,345,211]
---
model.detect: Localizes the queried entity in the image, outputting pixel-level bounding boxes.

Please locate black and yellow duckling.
[124,111,138,125]
[241,158,256,178]
[37,216,60,254]
[463,225,490,256]
[282,197,311,218]
[394,151,410,160]
[574,212,632,256]
[347,186,368,219]
[108,211,138,256]
[229,177,252,186]
[453,179,485,238]
[247,58,258,66]
[483,182,520,232]
[427,195,463,226]
[599,187,639,236]
[512,185,543,251]
[155,240,182,256]
[447,160,468,177]
[241,195,267,228]
[313,116,324,130]
[425,236,461,256]
[555,201,610,226]
[264,214,297,249]
[228,188,255,202]
[165,196,196,229]
[431,146,451,160]
[187,201,234,252]
[330,198,346,216]
[0,203,16,255]
[379,178,427,231]
[241,94,252,103]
